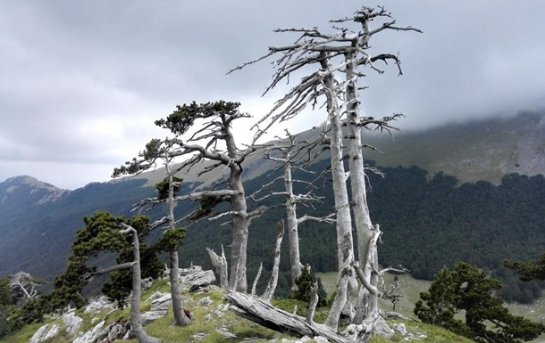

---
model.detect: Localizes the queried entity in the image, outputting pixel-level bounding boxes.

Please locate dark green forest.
[178,159,545,303]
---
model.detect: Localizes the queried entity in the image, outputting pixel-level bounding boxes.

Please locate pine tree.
[415,262,544,343]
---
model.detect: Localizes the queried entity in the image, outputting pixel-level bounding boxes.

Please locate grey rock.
[199,296,213,306]
[179,267,216,290]
[150,292,171,311]
[106,321,129,341]
[141,309,168,326]
[29,323,60,343]
[216,328,237,339]
[84,296,116,313]
[62,310,83,336]
[393,323,408,336]
[73,320,106,343]
[142,277,153,290]
[192,332,208,340]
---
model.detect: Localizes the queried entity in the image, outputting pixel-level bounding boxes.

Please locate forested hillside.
[180,159,545,303]
[1,113,545,303]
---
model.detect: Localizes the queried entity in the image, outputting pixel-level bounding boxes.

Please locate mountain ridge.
[1,111,544,303]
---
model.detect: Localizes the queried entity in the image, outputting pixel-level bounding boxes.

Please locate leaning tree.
[228,4,420,338]
[52,212,160,343]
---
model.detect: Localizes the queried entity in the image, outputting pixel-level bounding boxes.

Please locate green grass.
[0,274,484,343]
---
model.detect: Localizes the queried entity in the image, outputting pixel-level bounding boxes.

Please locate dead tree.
[261,220,284,301]
[9,272,41,304]
[206,245,229,290]
[229,4,420,338]
[252,131,335,290]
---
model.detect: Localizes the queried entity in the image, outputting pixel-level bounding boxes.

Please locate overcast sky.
[1,1,544,190]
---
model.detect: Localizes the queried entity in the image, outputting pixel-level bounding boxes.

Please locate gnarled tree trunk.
[124,226,160,343]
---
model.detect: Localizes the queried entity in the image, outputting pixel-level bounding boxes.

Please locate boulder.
[393,323,408,336]
[62,310,83,336]
[150,292,171,311]
[141,309,168,326]
[73,320,106,343]
[29,323,60,343]
[84,296,116,313]
[179,266,216,290]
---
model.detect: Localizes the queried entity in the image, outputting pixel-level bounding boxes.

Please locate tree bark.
[262,221,285,301]
[251,262,263,297]
[226,292,347,343]
[166,173,191,327]
[285,160,303,290]
[207,246,229,290]
[125,226,160,343]
[320,55,358,327]
[320,56,354,269]
[344,50,379,323]
[224,123,251,293]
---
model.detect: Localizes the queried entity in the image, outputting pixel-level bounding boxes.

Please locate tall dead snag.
[230,4,420,338]
[206,245,229,290]
[252,131,335,290]
[262,220,284,301]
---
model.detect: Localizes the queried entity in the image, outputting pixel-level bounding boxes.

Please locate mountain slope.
[363,112,545,184]
[0,111,544,302]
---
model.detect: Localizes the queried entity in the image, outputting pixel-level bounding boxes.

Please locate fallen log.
[225,292,347,343]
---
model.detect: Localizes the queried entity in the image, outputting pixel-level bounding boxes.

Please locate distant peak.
[2,175,70,204]
[5,175,67,191]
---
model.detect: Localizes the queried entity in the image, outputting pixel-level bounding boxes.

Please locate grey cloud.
[1,0,545,188]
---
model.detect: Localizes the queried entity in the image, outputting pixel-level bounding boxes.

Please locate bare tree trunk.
[251,262,263,296]
[325,270,349,330]
[226,292,347,343]
[320,56,354,269]
[167,173,191,326]
[228,166,250,292]
[207,246,229,290]
[345,51,379,323]
[126,227,160,343]
[224,123,251,293]
[285,161,302,290]
[262,221,285,301]
[320,55,358,327]
[307,281,319,325]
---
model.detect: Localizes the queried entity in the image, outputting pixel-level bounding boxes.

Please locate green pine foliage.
[415,262,544,343]
[18,211,165,322]
[505,253,545,282]
[155,176,183,200]
[293,266,328,306]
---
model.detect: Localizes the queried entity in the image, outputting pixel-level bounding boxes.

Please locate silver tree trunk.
[320,58,354,269]
[207,246,229,290]
[284,161,302,290]
[167,174,191,326]
[225,129,250,292]
[345,52,379,321]
[262,221,284,301]
[128,228,160,343]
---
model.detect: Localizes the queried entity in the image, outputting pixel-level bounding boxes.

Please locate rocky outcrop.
[179,265,216,291]
[62,309,83,336]
[29,323,60,343]
[84,295,116,314]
